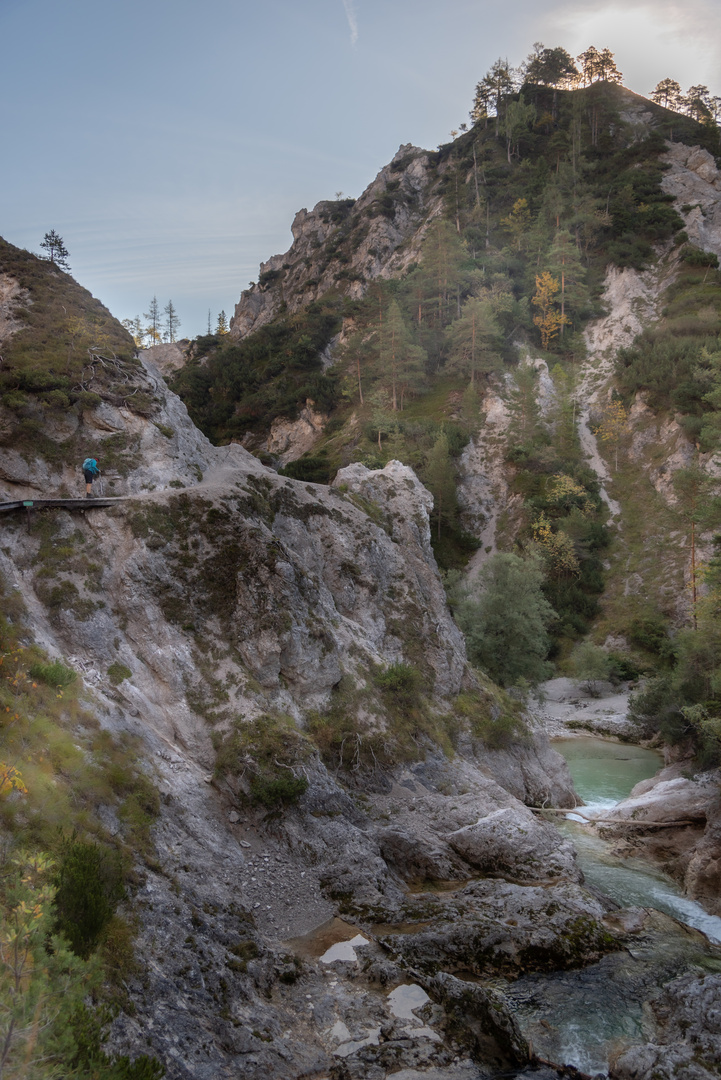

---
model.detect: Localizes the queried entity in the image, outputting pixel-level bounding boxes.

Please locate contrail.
[342,0,358,45]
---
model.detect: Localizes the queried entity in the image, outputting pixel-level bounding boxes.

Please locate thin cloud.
[342,0,358,46]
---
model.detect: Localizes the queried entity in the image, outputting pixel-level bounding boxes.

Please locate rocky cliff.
[230,144,442,340]
[4,79,721,1079]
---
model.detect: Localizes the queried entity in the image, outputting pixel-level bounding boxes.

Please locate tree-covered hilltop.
[172,66,716,456]
[0,239,170,470]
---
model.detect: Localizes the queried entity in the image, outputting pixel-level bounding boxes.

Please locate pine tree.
[163,300,181,342]
[547,229,588,333]
[507,363,542,444]
[500,198,532,251]
[685,85,714,122]
[380,300,425,410]
[523,44,578,88]
[503,95,536,163]
[595,398,628,471]
[40,229,70,270]
[650,78,683,111]
[122,316,146,348]
[144,296,162,344]
[672,464,721,628]
[425,430,457,541]
[446,296,501,386]
[216,310,230,336]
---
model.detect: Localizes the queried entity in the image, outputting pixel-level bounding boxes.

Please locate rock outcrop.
[600,763,721,914]
[662,142,721,260]
[611,972,721,1080]
[230,145,442,340]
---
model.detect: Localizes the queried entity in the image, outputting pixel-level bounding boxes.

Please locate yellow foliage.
[0,763,27,797]
[532,271,569,349]
[532,512,580,577]
[547,473,594,516]
[500,198,532,251]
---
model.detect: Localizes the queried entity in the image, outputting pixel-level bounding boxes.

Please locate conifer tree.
[523,44,577,88]
[447,296,501,386]
[144,296,162,345]
[507,363,542,444]
[503,95,536,163]
[216,310,230,336]
[163,299,181,342]
[672,464,721,628]
[596,398,628,471]
[547,229,588,332]
[650,78,683,111]
[425,430,457,541]
[380,300,425,411]
[500,198,532,251]
[40,229,70,270]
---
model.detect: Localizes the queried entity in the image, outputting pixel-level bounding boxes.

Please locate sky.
[2,0,720,338]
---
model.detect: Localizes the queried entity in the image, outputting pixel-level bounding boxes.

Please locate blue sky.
[2,0,719,337]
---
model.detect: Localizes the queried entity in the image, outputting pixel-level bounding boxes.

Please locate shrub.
[248,772,308,808]
[374,663,423,711]
[453,689,528,750]
[53,837,125,959]
[28,659,76,687]
[681,246,719,268]
[214,714,310,809]
[107,662,132,685]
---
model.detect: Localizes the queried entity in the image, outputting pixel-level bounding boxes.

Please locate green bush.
[53,838,125,959]
[67,1005,165,1079]
[453,689,529,750]
[374,663,424,710]
[681,246,719,268]
[108,662,132,685]
[214,714,310,809]
[248,772,308,808]
[28,659,76,687]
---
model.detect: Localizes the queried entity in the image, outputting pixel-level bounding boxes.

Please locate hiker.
[82,457,100,498]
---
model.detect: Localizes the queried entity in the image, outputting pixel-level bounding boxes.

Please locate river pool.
[500,735,721,1076]
[553,736,721,944]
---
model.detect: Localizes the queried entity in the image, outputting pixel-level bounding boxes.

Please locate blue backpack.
[82,458,99,475]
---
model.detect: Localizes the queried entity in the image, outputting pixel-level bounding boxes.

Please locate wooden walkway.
[0,497,125,513]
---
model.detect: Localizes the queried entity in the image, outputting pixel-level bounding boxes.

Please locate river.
[554,736,721,944]
[502,735,721,1075]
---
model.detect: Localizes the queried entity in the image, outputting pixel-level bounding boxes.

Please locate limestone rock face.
[230,145,442,339]
[662,142,721,260]
[0,272,29,347]
[0,355,222,502]
[379,879,611,978]
[601,765,721,913]
[262,399,327,464]
[141,340,191,376]
[445,806,578,883]
[611,973,721,1080]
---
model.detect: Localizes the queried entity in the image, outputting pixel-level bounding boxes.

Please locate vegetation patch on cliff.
[0,572,163,1077]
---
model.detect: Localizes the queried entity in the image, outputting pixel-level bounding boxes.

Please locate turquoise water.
[553,736,663,808]
[503,735,721,1074]
[553,736,721,943]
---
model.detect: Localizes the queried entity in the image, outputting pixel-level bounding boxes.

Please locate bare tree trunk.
[473,144,481,210]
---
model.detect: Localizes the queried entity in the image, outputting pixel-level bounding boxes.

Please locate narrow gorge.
[1,74,721,1080]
